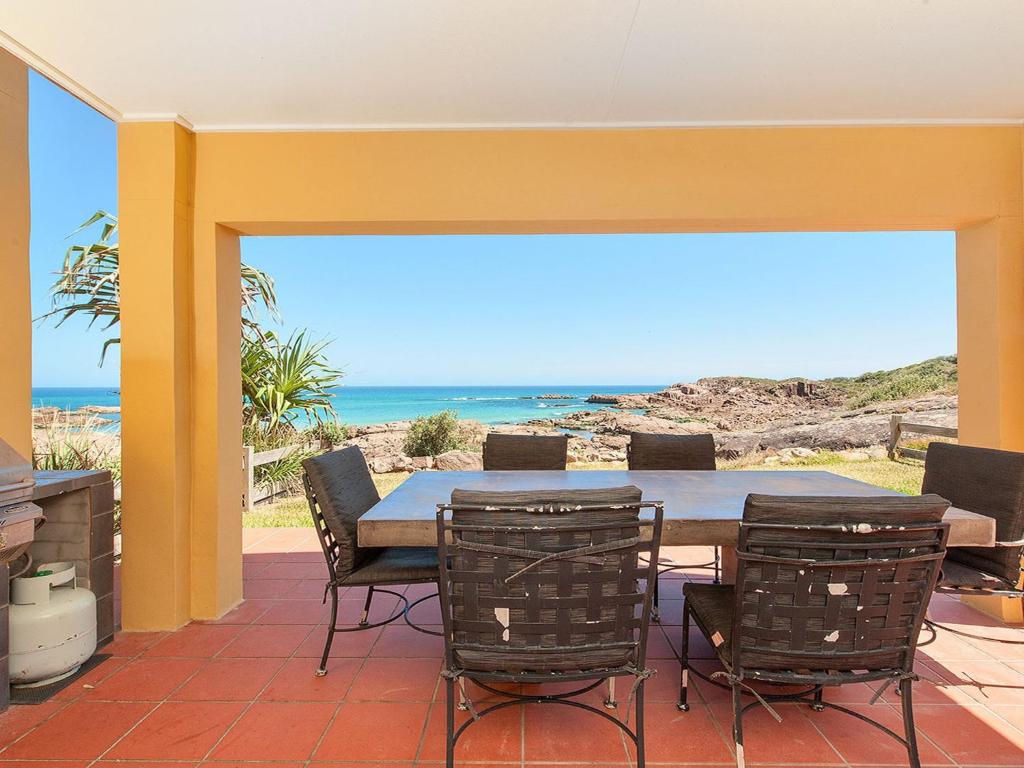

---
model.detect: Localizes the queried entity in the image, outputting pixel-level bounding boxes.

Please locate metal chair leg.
[732,683,746,768]
[713,546,721,584]
[635,679,646,768]
[359,585,375,626]
[677,601,690,711]
[445,676,456,768]
[316,585,339,676]
[652,576,661,623]
[604,676,617,709]
[811,686,825,711]
[900,677,922,768]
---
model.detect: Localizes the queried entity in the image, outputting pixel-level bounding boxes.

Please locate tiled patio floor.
[3,528,1024,767]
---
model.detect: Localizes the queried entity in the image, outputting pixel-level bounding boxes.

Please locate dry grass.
[243,451,925,528]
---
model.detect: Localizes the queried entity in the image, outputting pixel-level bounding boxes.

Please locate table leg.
[720,546,738,585]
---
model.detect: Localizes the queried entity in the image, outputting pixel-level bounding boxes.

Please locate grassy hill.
[826,355,957,409]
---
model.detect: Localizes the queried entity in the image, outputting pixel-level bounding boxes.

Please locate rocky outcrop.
[337,389,957,473]
[434,450,483,471]
[586,377,842,432]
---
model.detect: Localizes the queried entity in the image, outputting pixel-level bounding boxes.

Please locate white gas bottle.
[9,562,97,687]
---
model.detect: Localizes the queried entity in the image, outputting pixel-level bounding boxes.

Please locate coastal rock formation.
[36,359,958,477]
[296,383,958,473]
[434,450,483,471]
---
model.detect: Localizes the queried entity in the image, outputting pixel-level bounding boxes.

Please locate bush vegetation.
[403,410,464,457]
[827,355,957,409]
[302,418,349,446]
[33,411,122,529]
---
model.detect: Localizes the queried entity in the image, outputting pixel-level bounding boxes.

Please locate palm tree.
[241,329,343,431]
[40,211,281,363]
[43,211,346,462]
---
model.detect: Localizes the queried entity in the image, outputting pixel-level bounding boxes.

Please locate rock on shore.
[341,376,957,473]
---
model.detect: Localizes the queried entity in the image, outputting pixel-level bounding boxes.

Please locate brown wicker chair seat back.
[922,442,1024,587]
[481,433,568,471]
[678,493,950,768]
[627,431,720,599]
[627,432,716,471]
[436,486,664,767]
[732,494,950,676]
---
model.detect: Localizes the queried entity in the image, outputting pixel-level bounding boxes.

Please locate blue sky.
[29,71,957,387]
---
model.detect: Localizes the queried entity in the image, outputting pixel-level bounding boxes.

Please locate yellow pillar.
[956,215,1024,622]
[0,49,32,460]
[190,222,242,619]
[118,122,196,629]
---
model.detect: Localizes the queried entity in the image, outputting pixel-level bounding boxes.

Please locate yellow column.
[956,215,1024,622]
[118,122,196,630]
[0,49,32,460]
[190,222,242,619]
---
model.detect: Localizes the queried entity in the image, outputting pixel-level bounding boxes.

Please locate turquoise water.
[31,385,663,428]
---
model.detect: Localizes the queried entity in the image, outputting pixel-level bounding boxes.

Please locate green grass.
[826,355,957,409]
[243,471,410,527]
[244,452,925,527]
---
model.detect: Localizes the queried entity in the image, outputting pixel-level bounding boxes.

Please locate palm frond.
[41,211,282,365]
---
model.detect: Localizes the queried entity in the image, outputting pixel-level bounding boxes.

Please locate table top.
[357,469,993,548]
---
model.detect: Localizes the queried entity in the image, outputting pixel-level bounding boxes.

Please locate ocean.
[31,384,663,428]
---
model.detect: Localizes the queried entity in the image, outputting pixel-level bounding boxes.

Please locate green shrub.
[829,355,957,409]
[403,410,464,457]
[304,419,349,446]
[33,411,122,531]
[254,447,316,495]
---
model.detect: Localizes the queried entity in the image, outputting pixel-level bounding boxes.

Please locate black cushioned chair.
[303,446,440,676]
[628,432,720,616]
[482,433,568,470]
[437,486,663,768]
[679,494,949,768]
[922,442,1024,643]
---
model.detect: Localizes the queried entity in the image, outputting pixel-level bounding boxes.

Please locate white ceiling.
[2,1,1023,130]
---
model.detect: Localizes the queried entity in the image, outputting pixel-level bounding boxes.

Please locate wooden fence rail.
[242,443,307,511]
[887,414,958,461]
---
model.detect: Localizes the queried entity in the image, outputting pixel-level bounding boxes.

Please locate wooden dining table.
[357,469,994,550]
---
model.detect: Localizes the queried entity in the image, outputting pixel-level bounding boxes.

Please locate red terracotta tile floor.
[2,530,1024,767]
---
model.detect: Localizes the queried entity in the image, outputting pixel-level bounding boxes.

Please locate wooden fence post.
[243,445,254,513]
[887,414,902,460]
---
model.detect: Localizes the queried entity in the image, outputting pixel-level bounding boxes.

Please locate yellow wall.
[0,49,31,460]
[119,123,1024,627]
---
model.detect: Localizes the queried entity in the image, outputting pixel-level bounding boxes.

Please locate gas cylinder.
[9,562,97,687]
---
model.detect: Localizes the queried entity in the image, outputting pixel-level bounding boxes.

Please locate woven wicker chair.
[481,433,568,470]
[437,486,663,768]
[921,442,1024,643]
[628,432,720,617]
[678,493,949,768]
[303,446,440,676]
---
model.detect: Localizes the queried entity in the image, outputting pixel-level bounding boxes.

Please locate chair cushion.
[938,559,1020,592]
[302,446,380,575]
[683,583,735,663]
[923,442,1024,585]
[343,547,439,586]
